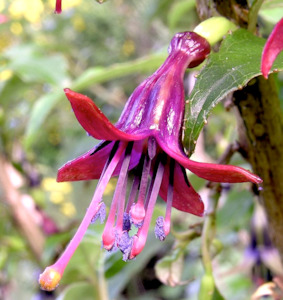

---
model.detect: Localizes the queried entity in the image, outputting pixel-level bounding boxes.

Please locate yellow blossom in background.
[103,178,117,196]
[42,177,75,217]
[72,16,86,32]
[9,0,44,23]
[42,177,73,194]
[10,22,23,35]
[60,202,76,217]
[122,39,135,56]
[0,69,13,81]
[50,191,65,204]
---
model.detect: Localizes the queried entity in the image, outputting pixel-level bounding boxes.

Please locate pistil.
[155,158,175,240]
[39,141,126,291]
[129,154,166,259]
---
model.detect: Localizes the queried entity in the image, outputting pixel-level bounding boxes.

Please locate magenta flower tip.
[102,229,116,251]
[129,203,145,227]
[261,18,283,79]
[129,235,146,260]
[54,0,62,14]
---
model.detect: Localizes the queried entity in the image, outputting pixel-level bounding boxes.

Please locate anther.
[91,202,106,224]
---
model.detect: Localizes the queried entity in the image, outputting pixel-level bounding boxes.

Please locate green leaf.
[184,29,283,154]
[260,0,283,23]
[72,53,166,91]
[60,236,102,285]
[4,45,69,86]
[155,247,184,286]
[167,0,195,29]
[24,90,65,148]
[57,282,97,300]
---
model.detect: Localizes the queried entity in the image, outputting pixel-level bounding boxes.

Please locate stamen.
[129,154,166,259]
[54,0,62,14]
[125,174,140,213]
[129,152,152,227]
[155,216,166,241]
[116,231,133,261]
[148,137,157,160]
[91,202,106,224]
[102,142,133,250]
[155,158,175,240]
[39,141,125,290]
[164,158,175,235]
[122,212,131,231]
[125,154,145,214]
[115,142,134,234]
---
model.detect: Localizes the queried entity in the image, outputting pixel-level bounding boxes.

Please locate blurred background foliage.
[0,0,283,299]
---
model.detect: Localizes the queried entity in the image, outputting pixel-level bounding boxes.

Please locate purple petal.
[116,33,210,140]
[159,161,204,216]
[261,18,283,79]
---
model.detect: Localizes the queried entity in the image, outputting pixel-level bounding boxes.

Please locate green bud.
[194,17,238,46]
[198,273,215,300]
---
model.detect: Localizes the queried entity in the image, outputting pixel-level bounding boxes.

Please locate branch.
[0,155,45,261]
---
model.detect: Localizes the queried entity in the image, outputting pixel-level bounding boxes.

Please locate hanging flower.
[54,0,62,14]
[39,31,262,291]
[261,18,283,79]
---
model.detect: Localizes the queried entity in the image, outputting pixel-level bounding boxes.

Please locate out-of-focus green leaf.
[199,273,215,300]
[72,53,166,91]
[167,0,195,29]
[4,45,69,86]
[260,0,283,23]
[61,236,102,285]
[216,189,253,231]
[24,90,65,148]
[155,247,184,286]
[57,282,97,300]
[25,53,166,147]
[184,29,283,154]
[212,286,226,300]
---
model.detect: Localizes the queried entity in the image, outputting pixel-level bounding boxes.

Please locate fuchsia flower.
[39,31,262,291]
[261,18,283,79]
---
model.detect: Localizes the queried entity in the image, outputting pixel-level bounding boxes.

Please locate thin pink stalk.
[39,142,126,290]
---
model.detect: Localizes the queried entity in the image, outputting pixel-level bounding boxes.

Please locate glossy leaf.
[184,29,283,154]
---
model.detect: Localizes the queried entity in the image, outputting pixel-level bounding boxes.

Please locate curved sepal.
[158,139,262,184]
[261,18,283,79]
[64,89,144,141]
[159,161,204,216]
